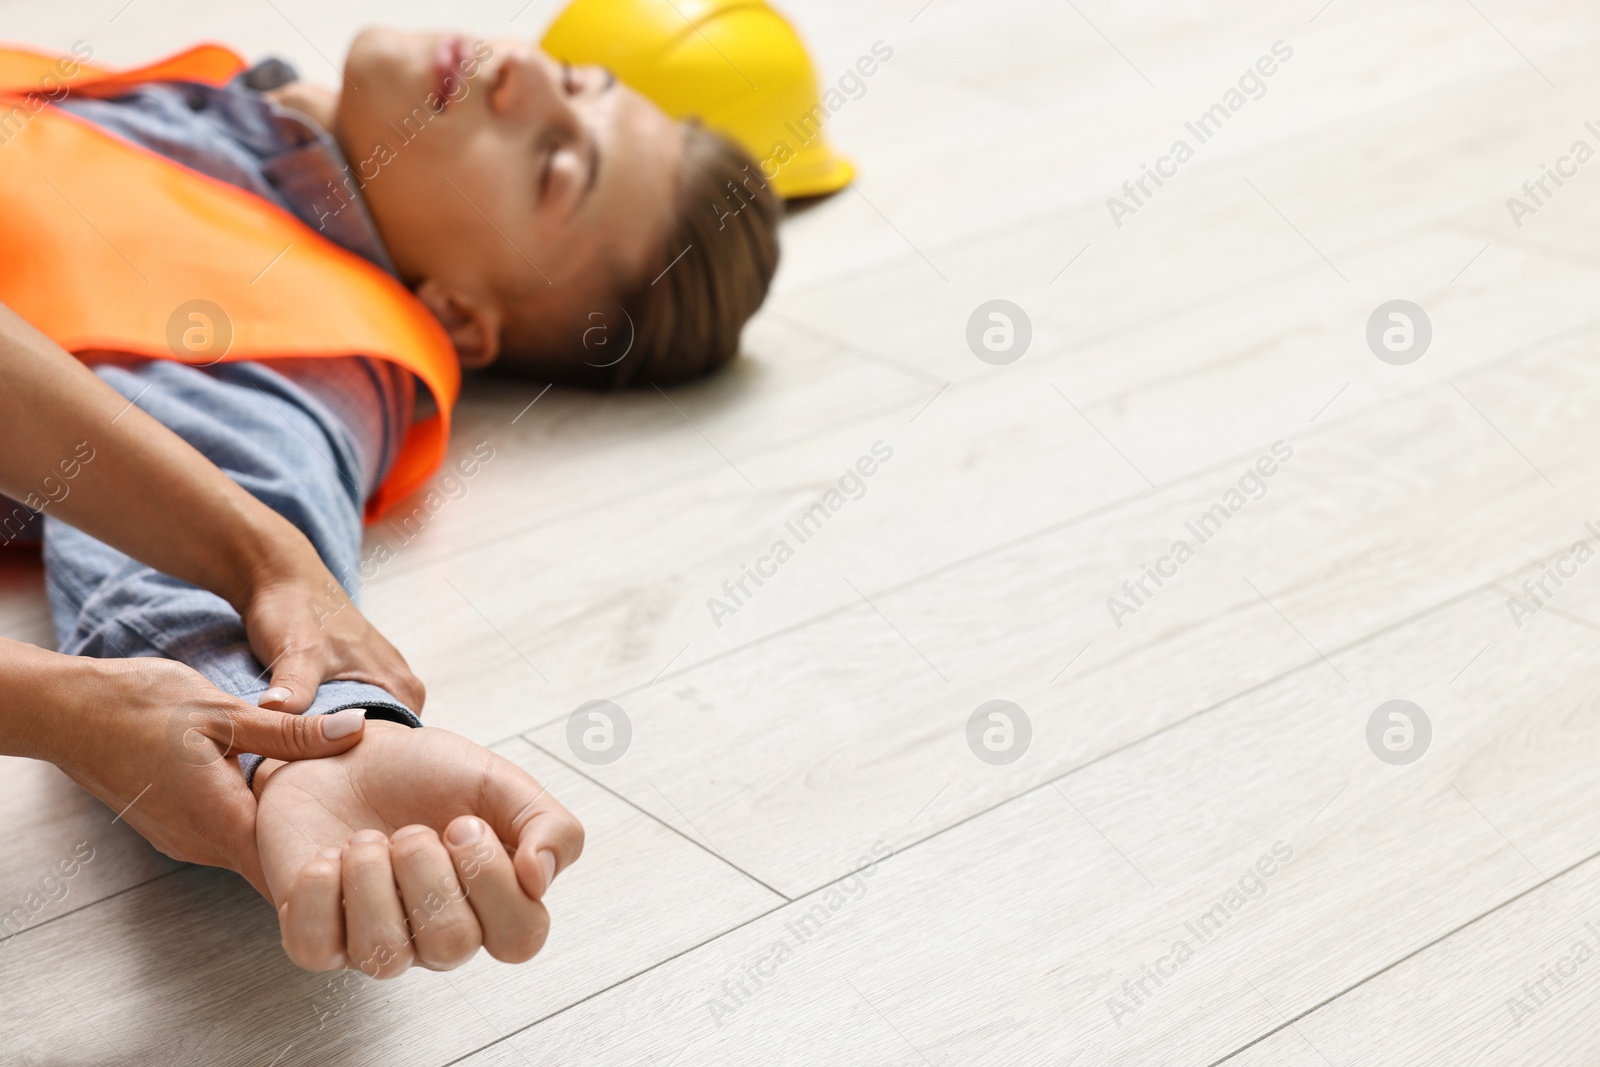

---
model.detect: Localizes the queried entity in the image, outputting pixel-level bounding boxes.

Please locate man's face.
[335,28,685,367]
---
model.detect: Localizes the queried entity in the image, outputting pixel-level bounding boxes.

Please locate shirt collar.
[234,62,400,278]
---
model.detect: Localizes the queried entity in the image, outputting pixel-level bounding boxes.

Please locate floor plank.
[1218,855,1600,1067]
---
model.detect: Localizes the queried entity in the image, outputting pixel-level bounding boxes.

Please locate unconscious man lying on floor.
[0,27,779,974]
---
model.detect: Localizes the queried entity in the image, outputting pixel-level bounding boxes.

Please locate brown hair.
[523,123,781,389]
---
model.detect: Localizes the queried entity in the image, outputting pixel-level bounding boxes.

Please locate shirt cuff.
[238,680,422,787]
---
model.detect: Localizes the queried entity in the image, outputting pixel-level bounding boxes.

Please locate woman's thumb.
[259,654,318,714]
[215,706,367,763]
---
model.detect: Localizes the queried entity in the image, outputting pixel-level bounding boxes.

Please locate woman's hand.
[18,647,373,897]
[241,548,425,716]
[254,721,583,975]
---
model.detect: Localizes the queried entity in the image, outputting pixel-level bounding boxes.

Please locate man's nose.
[488,44,580,132]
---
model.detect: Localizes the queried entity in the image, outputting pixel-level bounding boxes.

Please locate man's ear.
[415,279,503,369]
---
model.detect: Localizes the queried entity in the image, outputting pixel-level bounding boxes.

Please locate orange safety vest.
[0,43,460,521]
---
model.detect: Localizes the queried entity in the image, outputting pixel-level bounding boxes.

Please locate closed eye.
[561,61,616,96]
[539,145,556,201]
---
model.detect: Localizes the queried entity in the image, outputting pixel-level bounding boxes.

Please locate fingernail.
[258,687,292,706]
[538,849,557,893]
[350,828,387,846]
[446,816,484,847]
[321,708,367,740]
[320,848,340,862]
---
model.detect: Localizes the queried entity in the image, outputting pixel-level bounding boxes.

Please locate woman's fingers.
[389,825,482,970]
[242,576,426,715]
[279,848,347,971]
[341,828,413,978]
[444,815,550,964]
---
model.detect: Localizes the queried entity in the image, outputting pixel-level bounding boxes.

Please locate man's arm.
[0,301,423,712]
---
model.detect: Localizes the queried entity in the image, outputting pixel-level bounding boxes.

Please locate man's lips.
[434,35,466,107]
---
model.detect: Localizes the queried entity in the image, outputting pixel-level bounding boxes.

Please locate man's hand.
[36,653,371,897]
[253,721,583,976]
[242,551,425,715]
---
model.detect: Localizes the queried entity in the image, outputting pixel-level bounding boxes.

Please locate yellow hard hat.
[540,0,854,199]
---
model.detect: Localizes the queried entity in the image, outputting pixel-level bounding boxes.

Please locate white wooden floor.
[7,0,1600,1062]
